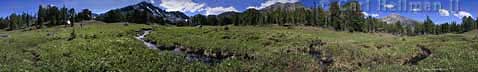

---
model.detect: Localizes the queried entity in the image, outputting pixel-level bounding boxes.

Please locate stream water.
[404,45,432,65]
[135,30,158,49]
[134,29,233,64]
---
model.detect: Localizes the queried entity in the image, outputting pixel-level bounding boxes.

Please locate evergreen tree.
[450,22,459,33]
[60,6,69,26]
[475,17,478,30]
[462,16,474,32]
[8,14,18,30]
[47,6,60,26]
[343,1,365,32]
[206,15,218,25]
[317,7,327,27]
[68,8,76,27]
[0,17,5,29]
[36,5,46,29]
[329,2,342,30]
[424,16,434,34]
[78,9,93,21]
[192,14,207,26]
[102,10,124,23]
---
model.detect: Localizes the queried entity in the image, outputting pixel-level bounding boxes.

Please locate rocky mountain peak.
[380,13,420,26]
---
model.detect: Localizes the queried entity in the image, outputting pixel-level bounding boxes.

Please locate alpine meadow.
[0,0,477,72]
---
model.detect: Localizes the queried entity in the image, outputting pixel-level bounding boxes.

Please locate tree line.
[0,5,92,30]
[0,2,477,35]
[190,1,478,35]
[96,9,165,24]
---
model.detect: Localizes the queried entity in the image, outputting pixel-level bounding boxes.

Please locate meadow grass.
[0,23,477,71]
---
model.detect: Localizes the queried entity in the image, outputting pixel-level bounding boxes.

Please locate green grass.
[1,22,477,71]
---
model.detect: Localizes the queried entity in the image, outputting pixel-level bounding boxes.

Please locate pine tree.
[192,14,207,26]
[317,7,327,27]
[394,21,403,35]
[462,16,474,32]
[329,2,342,30]
[60,6,69,26]
[48,6,60,26]
[440,23,450,33]
[450,22,459,33]
[36,5,46,29]
[78,9,93,21]
[343,1,365,32]
[0,17,5,29]
[475,17,478,30]
[423,16,434,34]
[206,15,218,25]
[8,14,18,30]
[68,8,76,27]
[102,10,124,23]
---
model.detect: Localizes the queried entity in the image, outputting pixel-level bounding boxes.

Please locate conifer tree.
[329,2,342,30]
[424,16,434,34]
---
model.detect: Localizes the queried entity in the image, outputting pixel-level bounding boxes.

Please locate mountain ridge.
[380,13,420,26]
[102,1,189,23]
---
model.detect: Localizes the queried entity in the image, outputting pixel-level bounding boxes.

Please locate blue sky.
[0,0,476,24]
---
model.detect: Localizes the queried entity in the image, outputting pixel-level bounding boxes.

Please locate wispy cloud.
[454,11,473,18]
[384,4,394,9]
[204,6,238,15]
[362,12,379,17]
[439,9,450,16]
[159,0,205,13]
[247,0,299,9]
[149,0,155,4]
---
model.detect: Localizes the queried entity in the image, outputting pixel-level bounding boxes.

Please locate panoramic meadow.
[0,0,477,71]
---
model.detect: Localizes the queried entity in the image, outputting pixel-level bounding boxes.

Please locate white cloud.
[384,4,394,9]
[159,0,205,12]
[362,12,379,17]
[438,9,450,16]
[247,6,258,9]
[412,8,422,12]
[248,0,299,9]
[204,6,239,15]
[149,0,155,4]
[454,11,473,18]
[371,14,380,17]
[362,12,369,16]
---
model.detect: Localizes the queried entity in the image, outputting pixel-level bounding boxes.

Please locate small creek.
[134,29,243,65]
[404,45,432,65]
[135,29,158,49]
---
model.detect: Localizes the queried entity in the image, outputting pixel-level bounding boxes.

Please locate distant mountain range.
[102,1,189,23]
[380,14,420,26]
[260,3,309,12]
[102,1,419,26]
[214,3,308,18]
